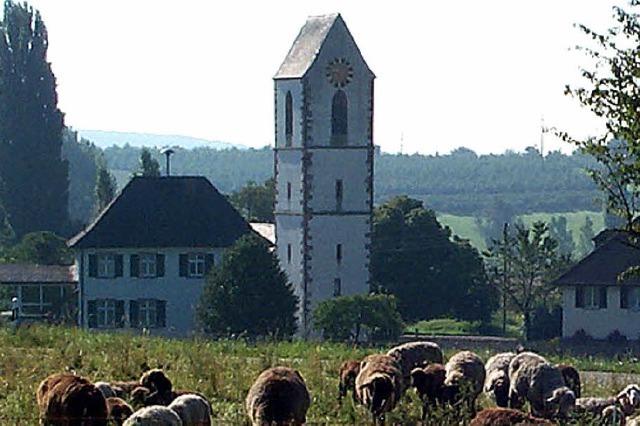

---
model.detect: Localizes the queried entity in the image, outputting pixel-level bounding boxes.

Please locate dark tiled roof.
[69,176,252,249]
[553,233,640,286]
[274,13,339,79]
[0,263,77,284]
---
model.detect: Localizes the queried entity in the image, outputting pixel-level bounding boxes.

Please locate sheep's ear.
[546,394,559,404]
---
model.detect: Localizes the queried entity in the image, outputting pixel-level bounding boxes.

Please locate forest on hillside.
[100,145,601,216]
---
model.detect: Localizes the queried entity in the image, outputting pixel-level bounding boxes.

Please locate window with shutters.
[96,299,116,328]
[580,286,605,309]
[140,254,157,278]
[624,287,640,310]
[188,253,206,277]
[139,299,158,328]
[97,254,115,278]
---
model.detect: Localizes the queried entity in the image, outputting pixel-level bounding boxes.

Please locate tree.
[485,222,566,340]
[230,178,275,223]
[371,196,497,323]
[0,1,68,238]
[475,198,517,246]
[313,294,404,343]
[95,166,116,214]
[578,216,596,256]
[9,231,71,265]
[198,233,297,338]
[559,2,640,231]
[137,148,161,177]
[549,216,575,258]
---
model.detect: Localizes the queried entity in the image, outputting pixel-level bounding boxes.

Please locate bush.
[607,330,628,344]
[313,294,404,343]
[528,305,562,340]
[568,329,593,343]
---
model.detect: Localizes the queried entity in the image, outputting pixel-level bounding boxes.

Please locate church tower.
[273,14,374,335]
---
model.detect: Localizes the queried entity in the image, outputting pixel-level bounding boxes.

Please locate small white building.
[68,176,253,336]
[273,13,374,335]
[555,230,640,340]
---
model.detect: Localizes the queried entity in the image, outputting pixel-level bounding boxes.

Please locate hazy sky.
[27,0,622,154]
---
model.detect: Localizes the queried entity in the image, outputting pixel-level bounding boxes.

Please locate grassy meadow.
[438,210,605,251]
[2,325,640,425]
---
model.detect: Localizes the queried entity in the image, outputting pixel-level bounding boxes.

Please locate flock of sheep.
[33,340,640,425]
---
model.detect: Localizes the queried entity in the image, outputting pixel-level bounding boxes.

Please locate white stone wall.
[274,80,303,148]
[275,150,304,213]
[562,286,640,340]
[275,215,305,319]
[78,247,223,336]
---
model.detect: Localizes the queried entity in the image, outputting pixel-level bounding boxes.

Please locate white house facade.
[68,176,253,336]
[273,14,374,335]
[555,231,640,340]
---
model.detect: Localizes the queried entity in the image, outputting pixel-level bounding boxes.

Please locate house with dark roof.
[0,263,77,322]
[554,230,640,339]
[68,176,252,336]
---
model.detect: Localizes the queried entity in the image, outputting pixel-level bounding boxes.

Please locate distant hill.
[78,129,246,150]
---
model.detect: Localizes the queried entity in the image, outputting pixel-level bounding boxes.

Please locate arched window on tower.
[285,91,293,147]
[331,90,348,146]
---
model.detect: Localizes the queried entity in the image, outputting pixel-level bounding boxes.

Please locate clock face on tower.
[326,58,354,88]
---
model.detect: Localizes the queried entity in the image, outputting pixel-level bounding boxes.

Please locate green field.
[2,325,638,425]
[438,211,605,252]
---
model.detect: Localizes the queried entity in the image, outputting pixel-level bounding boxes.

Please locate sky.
[25,0,623,154]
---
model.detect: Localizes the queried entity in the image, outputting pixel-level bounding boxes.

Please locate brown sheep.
[338,360,361,404]
[410,363,446,419]
[355,354,404,425]
[245,366,311,426]
[139,369,173,395]
[37,373,108,426]
[106,397,134,425]
[556,364,581,399]
[470,407,555,425]
[131,385,208,407]
[386,341,444,386]
[110,381,141,398]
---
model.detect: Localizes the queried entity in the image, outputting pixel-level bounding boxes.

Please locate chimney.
[160,147,175,176]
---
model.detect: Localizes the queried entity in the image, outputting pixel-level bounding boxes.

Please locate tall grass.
[0,325,635,424]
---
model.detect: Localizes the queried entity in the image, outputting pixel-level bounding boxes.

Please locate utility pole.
[502,222,509,336]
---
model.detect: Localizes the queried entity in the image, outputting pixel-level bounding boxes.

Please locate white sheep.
[621,384,640,410]
[508,351,575,418]
[442,351,485,416]
[386,341,444,385]
[168,394,212,426]
[123,405,183,426]
[355,354,404,425]
[483,352,515,408]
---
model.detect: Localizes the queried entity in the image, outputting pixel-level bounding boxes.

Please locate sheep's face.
[338,361,359,400]
[624,385,640,408]
[492,378,509,408]
[616,393,634,416]
[546,388,575,417]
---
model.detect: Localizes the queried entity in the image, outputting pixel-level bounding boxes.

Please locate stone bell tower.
[273,13,374,335]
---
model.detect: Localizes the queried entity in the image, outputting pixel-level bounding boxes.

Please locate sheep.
[620,384,640,410]
[576,392,634,417]
[131,385,209,408]
[36,372,108,426]
[483,352,516,408]
[469,407,555,426]
[140,368,173,395]
[556,364,581,398]
[508,352,575,419]
[94,381,117,399]
[245,366,311,426]
[122,405,183,426]
[385,341,444,385]
[442,350,485,417]
[168,394,213,426]
[355,354,404,425]
[106,397,134,425]
[601,404,627,426]
[338,359,361,404]
[410,363,446,419]
[110,380,141,398]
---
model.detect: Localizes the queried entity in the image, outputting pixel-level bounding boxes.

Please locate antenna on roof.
[160,147,175,176]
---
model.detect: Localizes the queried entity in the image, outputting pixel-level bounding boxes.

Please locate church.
[273,14,375,335]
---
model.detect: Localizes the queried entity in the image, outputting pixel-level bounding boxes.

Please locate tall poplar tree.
[0,1,68,237]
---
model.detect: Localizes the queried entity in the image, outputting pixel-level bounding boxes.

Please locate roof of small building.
[0,263,77,284]
[68,176,252,249]
[250,222,275,245]
[553,232,640,286]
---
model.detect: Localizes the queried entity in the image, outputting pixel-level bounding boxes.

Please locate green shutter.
[156,254,165,277]
[87,300,97,328]
[179,254,188,277]
[621,287,629,309]
[115,255,124,277]
[156,300,166,328]
[575,287,584,308]
[205,254,215,274]
[115,300,125,327]
[599,287,608,309]
[130,255,139,277]
[88,255,97,278]
[129,300,139,328]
